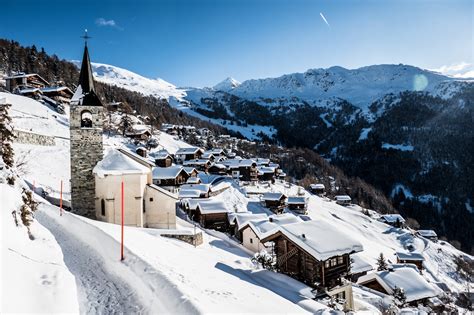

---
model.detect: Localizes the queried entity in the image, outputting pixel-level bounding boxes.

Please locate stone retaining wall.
[14,129,55,146]
[161,231,203,246]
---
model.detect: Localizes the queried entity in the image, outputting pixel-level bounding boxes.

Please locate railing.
[277,246,299,268]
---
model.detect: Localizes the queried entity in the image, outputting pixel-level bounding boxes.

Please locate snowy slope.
[72,61,186,100]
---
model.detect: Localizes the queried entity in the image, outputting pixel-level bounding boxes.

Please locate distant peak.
[213,77,241,91]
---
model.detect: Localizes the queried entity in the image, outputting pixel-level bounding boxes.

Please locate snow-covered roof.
[19,88,42,94]
[396,251,424,261]
[201,152,215,159]
[183,167,198,175]
[208,148,224,155]
[40,86,73,94]
[256,158,270,165]
[310,184,325,190]
[186,177,201,184]
[178,190,202,198]
[262,192,286,201]
[358,267,441,302]
[335,195,351,201]
[258,166,276,174]
[228,212,268,226]
[222,158,256,169]
[93,149,150,177]
[417,230,437,238]
[350,253,374,274]
[242,213,302,239]
[263,220,364,261]
[176,147,202,155]
[180,184,210,194]
[287,196,306,205]
[152,166,184,179]
[380,214,406,224]
[209,163,226,170]
[149,150,171,159]
[183,159,211,166]
[196,200,229,214]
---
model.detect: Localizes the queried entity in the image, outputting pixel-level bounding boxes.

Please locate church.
[70,40,177,229]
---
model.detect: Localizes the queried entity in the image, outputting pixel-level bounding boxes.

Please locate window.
[250,238,253,244]
[325,260,330,268]
[338,256,344,265]
[149,198,153,202]
[331,258,337,266]
[101,199,105,216]
[80,110,93,128]
[143,198,146,213]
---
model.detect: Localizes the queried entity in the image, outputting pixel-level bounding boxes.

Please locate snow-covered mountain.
[72,61,185,100]
[230,65,455,109]
[213,77,241,92]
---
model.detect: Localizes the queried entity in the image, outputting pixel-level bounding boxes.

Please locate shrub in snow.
[19,188,38,239]
[392,286,406,306]
[377,252,388,271]
[251,251,275,271]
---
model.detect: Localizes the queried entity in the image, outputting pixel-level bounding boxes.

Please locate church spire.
[78,42,95,93]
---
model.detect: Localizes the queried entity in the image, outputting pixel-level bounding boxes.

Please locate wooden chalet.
[379,214,406,228]
[207,163,227,175]
[183,167,199,178]
[310,183,326,195]
[335,195,351,206]
[152,166,189,187]
[223,159,258,181]
[262,192,287,214]
[287,196,307,214]
[416,230,438,242]
[126,127,152,140]
[257,166,276,181]
[178,183,211,199]
[40,86,74,103]
[175,147,204,161]
[18,88,43,99]
[5,73,49,92]
[135,147,148,157]
[150,150,173,167]
[193,200,229,231]
[395,251,424,271]
[261,220,363,290]
[227,212,268,240]
[183,159,211,172]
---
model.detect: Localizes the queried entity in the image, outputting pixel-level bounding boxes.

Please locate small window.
[143,198,146,213]
[331,258,337,266]
[80,110,93,128]
[338,256,344,265]
[325,260,330,268]
[250,238,253,244]
[149,198,153,202]
[101,199,105,216]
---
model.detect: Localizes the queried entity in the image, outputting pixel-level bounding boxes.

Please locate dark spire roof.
[76,43,102,106]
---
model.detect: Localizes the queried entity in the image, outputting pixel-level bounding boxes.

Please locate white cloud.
[95,18,123,30]
[430,62,474,78]
[320,12,330,27]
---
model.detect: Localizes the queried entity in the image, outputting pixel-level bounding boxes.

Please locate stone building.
[69,43,104,218]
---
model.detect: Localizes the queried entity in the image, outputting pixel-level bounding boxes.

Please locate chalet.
[310,184,326,195]
[93,149,177,229]
[262,192,287,213]
[183,159,211,172]
[207,163,227,175]
[152,166,189,187]
[335,195,351,206]
[186,177,202,184]
[227,212,268,240]
[40,86,74,103]
[261,220,363,294]
[379,214,406,228]
[357,266,441,305]
[257,166,276,181]
[136,147,148,157]
[175,147,204,161]
[126,125,152,140]
[18,88,43,99]
[256,158,270,167]
[416,230,438,242]
[208,148,225,157]
[395,251,424,271]
[179,183,211,199]
[183,166,199,178]
[239,213,302,253]
[193,200,229,231]
[348,253,373,282]
[201,151,216,161]
[5,73,49,92]
[222,159,258,181]
[150,150,173,167]
[287,196,307,214]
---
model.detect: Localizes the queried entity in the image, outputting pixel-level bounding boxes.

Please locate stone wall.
[13,129,55,146]
[161,231,203,246]
[70,105,104,218]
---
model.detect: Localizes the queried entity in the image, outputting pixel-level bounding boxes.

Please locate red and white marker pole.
[59,180,63,216]
[121,180,124,261]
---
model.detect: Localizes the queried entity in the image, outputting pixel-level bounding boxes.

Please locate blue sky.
[0,0,472,87]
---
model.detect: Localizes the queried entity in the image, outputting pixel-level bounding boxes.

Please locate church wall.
[95,173,148,227]
[144,186,177,229]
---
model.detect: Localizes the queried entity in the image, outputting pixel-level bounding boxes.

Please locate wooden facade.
[6,73,49,92]
[155,156,173,167]
[194,208,228,231]
[153,169,189,187]
[263,233,351,289]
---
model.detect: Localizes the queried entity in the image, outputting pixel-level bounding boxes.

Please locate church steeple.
[78,44,95,94]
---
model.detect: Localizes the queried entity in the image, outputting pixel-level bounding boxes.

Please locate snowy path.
[36,209,146,314]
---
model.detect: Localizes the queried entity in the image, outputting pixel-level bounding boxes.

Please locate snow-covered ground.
[2,93,472,313]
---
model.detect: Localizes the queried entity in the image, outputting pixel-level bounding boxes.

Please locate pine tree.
[393,286,406,306]
[119,113,133,136]
[377,253,388,271]
[0,103,15,168]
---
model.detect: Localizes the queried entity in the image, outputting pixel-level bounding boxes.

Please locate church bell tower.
[70,38,104,218]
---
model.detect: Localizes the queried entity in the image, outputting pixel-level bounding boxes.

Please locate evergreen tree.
[0,103,15,168]
[119,113,133,136]
[376,253,388,271]
[393,286,406,306]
